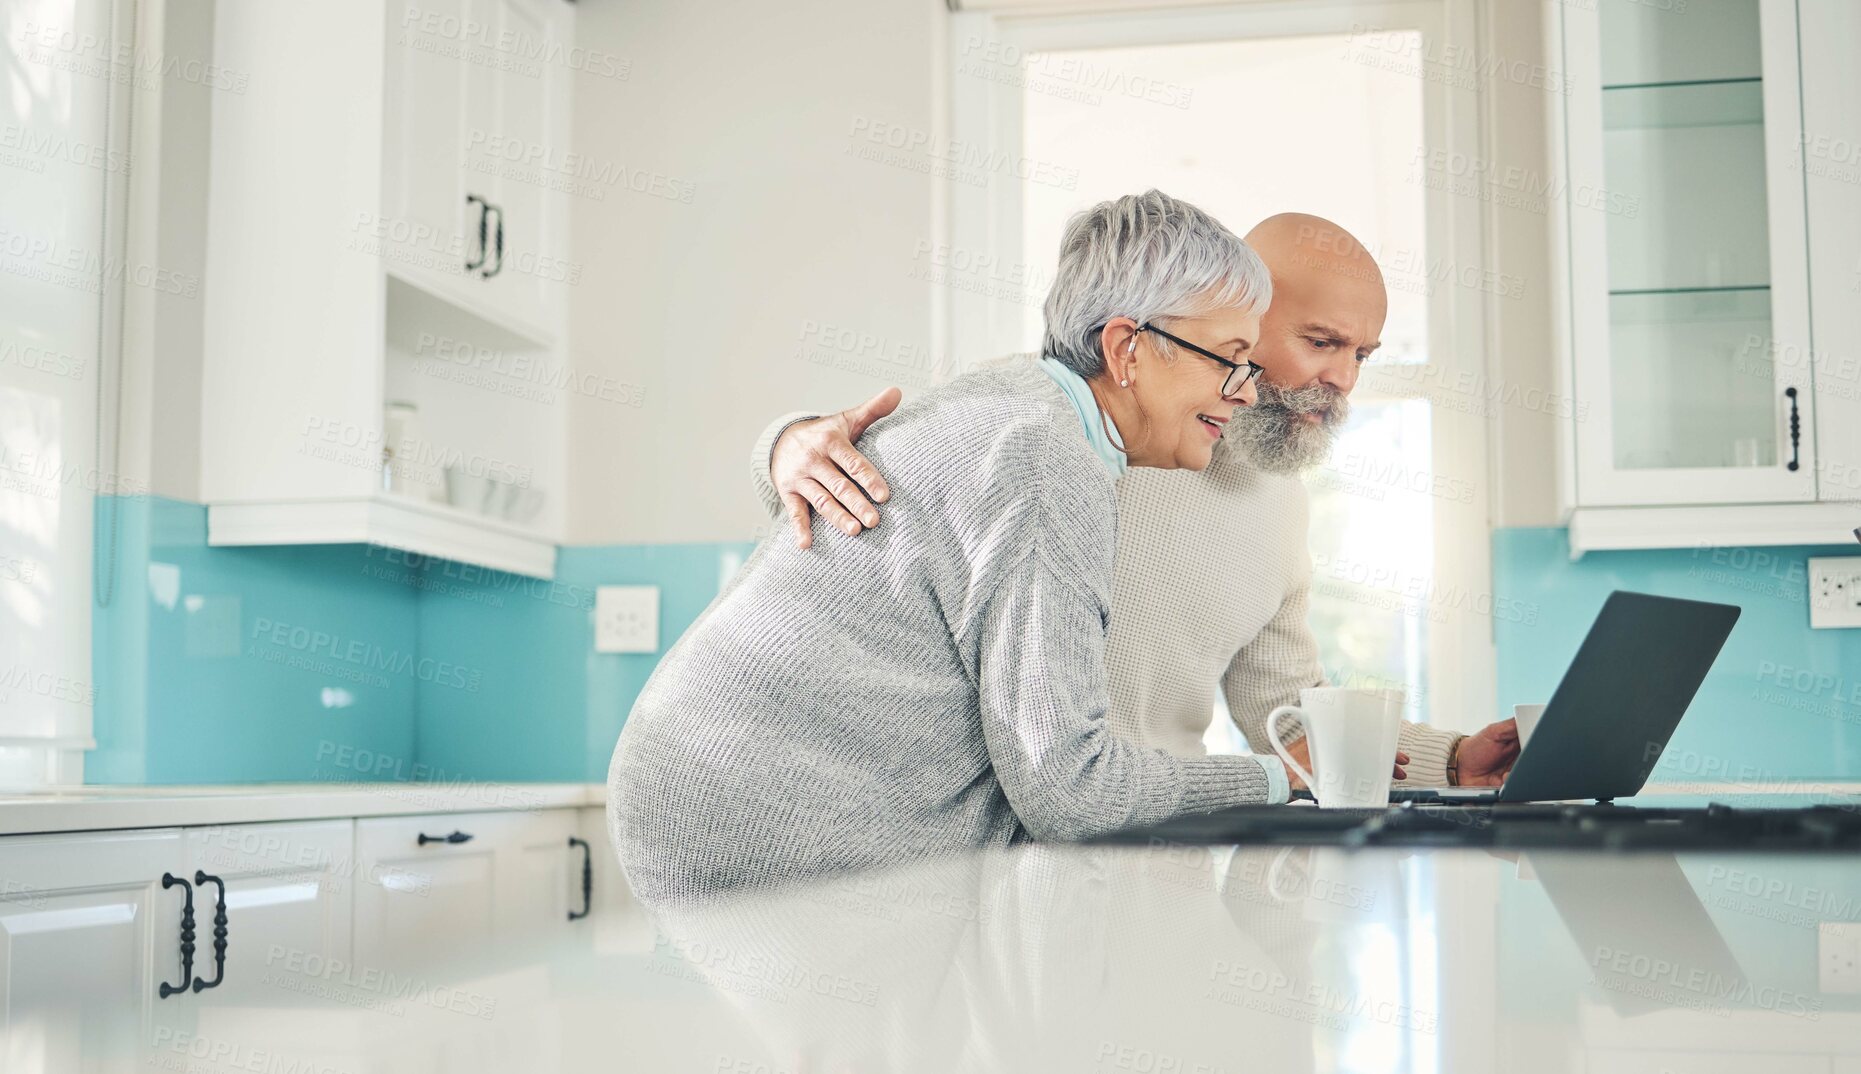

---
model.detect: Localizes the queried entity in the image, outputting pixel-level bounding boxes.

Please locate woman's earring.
[1119,378,1128,387]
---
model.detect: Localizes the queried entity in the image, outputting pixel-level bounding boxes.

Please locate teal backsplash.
[90,495,751,784]
[1492,527,1861,782]
[92,500,1860,785]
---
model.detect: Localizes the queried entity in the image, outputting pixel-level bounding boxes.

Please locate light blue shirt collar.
[1039,357,1128,479]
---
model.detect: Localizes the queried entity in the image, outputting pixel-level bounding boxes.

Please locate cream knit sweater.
[753,357,1465,786]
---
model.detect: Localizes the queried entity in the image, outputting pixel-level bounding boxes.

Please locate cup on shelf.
[444,465,497,515]
[503,485,545,525]
[383,401,442,502]
[444,464,545,527]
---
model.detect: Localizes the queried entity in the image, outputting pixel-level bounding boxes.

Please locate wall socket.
[595,586,659,653]
[1820,922,1861,994]
[1808,557,1861,629]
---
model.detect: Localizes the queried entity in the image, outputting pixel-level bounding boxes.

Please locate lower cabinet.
[181,819,357,1007]
[0,829,184,1071]
[350,808,582,974]
[0,805,606,1072]
[577,805,627,915]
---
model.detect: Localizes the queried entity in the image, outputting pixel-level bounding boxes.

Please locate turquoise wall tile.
[405,542,754,783]
[91,496,420,784]
[90,494,751,785]
[93,499,1859,787]
[1491,527,1861,782]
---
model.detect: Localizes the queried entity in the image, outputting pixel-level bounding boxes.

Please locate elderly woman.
[609,190,1288,904]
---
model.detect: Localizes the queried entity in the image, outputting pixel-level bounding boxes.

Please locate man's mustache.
[1255,379,1349,421]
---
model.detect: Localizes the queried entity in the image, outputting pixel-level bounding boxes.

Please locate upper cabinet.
[1800,0,1861,508]
[1555,0,1861,552]
[199,0,574,578]
[385,0,570,343]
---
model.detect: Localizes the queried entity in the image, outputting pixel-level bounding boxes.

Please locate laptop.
[1390,590,1740,804]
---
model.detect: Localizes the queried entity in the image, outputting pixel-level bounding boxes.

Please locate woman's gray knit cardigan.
[607,360,1275,903]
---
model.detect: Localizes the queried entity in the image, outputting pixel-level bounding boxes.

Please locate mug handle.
[1268,706,1316,797]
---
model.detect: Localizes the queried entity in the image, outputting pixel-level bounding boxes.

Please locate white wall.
[565,0,952,546]
[1479,0,1565,530]
[562,0,1566,545]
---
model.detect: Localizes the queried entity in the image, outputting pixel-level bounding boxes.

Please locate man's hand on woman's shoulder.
[772,387,901,548]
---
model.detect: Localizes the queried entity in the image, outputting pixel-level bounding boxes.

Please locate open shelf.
[386,264,557,352]
[208,495,558,579]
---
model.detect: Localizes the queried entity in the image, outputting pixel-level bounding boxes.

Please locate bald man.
[749,212,1520,790]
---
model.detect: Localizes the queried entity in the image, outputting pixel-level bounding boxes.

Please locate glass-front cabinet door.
[1562,0,1815,506]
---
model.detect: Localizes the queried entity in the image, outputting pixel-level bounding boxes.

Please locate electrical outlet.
[595,586,659,653]
[1820,922,1861,994]
[1808,558,1861,629]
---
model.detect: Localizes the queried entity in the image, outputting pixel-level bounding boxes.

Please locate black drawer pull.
[1785,387,1801,472]
[464,194,488,273]
[159,873,195,999]
[417,830,474,846]
[484,203,504,278]
[192,871,228,992]
[568,836,592,921]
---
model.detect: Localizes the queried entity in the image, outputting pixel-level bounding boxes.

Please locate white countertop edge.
[0,782,610,837]
[0,780,1851,840]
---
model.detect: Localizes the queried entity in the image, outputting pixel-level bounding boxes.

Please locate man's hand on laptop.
[771,388,901,548]
[1449,718,1521,787]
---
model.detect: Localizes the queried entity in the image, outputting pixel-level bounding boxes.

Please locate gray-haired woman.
[609,190,1287,904]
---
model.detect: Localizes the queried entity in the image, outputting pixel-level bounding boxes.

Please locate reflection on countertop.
[49,826,1861,1073]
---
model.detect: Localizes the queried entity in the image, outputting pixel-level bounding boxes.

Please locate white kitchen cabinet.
[1562,0,1813,508]
[198,0,574,577]
[1554,0,1861,552]
[351,808,579,974]
[385,0,573,337]
[1799,0,1861,503]
[462,0,570,329]
[179,821,357,1007]
[575,806,626,917]
[0,829,184,1072]
[0,822,360,1072]
[0,797,608,1071]
[385,0,471,288]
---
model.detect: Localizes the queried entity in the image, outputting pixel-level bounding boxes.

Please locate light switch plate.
[1820,922,1861,994]
[1808,557,1861,629]
[595,586,659,653]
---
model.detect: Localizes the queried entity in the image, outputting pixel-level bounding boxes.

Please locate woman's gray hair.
[1041,190,1272,379]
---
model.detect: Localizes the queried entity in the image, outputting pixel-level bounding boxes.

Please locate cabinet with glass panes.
[1560,0,1815,511]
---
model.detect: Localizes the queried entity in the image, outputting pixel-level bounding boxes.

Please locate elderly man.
[750,212,1518,788]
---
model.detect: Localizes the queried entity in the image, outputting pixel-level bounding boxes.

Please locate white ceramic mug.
[1513,703,1546,748]
[1269,687,1405,808]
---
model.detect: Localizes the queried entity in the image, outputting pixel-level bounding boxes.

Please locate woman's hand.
[1276,737,1408,794]
[771,388,900,548]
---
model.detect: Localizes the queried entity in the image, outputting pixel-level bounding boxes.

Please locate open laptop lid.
[1497,591,1740,803]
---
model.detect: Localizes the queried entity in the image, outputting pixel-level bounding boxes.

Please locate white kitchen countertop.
[0,781,609,836]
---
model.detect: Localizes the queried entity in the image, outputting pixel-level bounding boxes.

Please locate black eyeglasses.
[1137,323,1264,400]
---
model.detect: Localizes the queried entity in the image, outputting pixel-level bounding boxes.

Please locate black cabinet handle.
[159,873,195,999]
[464,194,489,273]
[568,836,592,921]
[192,871,228,993]
[484,203,504,278]
[417,830,474,846]
[1786,387,1801,472]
